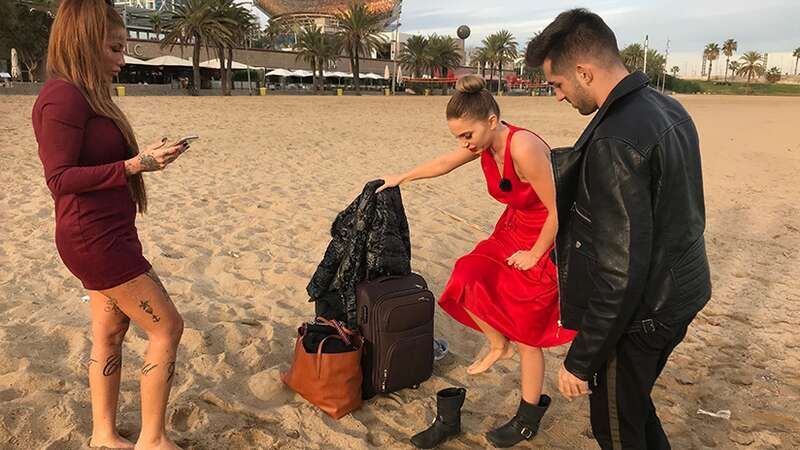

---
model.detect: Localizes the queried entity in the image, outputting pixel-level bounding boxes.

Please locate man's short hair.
[526,8,621,73]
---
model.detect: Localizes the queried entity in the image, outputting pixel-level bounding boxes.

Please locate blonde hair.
[47,0,147,213]
[446,75,501,120]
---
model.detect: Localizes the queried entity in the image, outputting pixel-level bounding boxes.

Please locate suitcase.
[356,273,435,399]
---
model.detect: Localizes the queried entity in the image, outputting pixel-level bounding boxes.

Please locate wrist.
[124,157,141,176]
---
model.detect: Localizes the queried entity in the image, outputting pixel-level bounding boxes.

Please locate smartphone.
[175,134,199,146]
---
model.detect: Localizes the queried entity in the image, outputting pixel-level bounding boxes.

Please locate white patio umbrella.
[384,65,390,80]
[265,68,295,77]
[396,65,403,83]
[124,55,147,65]
[140,55,193,67]
[199,58,255,70]
[10,48,20,80]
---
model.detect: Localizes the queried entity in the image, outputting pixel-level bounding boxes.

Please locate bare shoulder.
[509,129,551,163]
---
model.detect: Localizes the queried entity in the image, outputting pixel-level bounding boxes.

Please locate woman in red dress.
[379,75,575,446]
[32,1,186,449]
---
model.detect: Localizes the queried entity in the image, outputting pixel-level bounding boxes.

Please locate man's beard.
[571,84,599,116]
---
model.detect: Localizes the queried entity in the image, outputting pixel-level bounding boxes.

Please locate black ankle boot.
[410,387,466,449]
[486,395,550,448]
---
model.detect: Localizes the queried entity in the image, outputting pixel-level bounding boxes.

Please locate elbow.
[46,175,72,196]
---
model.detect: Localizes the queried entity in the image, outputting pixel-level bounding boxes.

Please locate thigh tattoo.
[139,300,161,323]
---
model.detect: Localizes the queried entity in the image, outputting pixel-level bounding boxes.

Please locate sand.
[0,93,798,449]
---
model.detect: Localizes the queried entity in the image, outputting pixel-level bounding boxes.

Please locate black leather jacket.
[307,180,412,328]
[552,72,712,381]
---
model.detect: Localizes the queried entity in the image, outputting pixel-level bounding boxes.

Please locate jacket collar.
[573,71,650,150]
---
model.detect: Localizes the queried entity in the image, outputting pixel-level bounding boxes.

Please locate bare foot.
[134,435,182,450]
[90,433,135,449]
[467,341,515,375]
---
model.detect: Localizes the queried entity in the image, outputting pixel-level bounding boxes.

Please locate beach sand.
[0,93,798,449]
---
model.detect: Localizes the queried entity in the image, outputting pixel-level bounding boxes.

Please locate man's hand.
[558,362,591,401]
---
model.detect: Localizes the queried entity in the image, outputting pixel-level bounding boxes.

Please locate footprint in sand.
[170,403,207,432]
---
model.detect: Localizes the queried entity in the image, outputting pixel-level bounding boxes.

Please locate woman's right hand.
[376,174,404,193]
[126,138,187,175]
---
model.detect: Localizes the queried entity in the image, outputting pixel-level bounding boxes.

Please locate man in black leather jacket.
[526,9,711,449]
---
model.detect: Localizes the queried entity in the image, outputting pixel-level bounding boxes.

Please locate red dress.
[32,79,151,290]
[439,123,576,348]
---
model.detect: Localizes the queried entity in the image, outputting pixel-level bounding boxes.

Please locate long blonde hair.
[47,0,147,213]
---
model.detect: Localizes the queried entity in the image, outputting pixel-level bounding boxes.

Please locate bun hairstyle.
[446,75,501,120]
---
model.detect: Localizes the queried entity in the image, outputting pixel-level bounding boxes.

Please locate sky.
[400,0,800,77]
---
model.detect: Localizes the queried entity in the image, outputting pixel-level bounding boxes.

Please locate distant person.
[31,0,188,448]
[379,75,575,448]
[525,8,711,449]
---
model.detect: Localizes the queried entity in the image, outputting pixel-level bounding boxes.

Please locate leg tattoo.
[103,297,123,315]
[138,300,161,323]
[145,269,170,298]
[141,363,159,375]
[167,361,176,382]
[103,354,122,376]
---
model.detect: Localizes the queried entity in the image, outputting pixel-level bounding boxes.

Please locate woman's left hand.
[506,250,540,271]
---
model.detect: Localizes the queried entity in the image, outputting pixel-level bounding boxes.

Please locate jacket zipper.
[573,203,592,223]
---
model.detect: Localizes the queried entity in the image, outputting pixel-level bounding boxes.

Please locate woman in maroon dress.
[32,1,186,449]
[379,76,575,446]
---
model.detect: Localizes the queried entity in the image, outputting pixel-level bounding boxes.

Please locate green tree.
[793,47,800,76]
[737,51,766,84]
[620,44,665,80]
[162,0,235,95]
[7,3,53,81]
[335,1,387,94]
[150,12,163,40]
[722,39,737,81]
[704,43,720,81]
[670,66,680,77]
[425,34,461,78]
[252,20,289,49]
[765,66,782,83]
[471,46,490,78]
[222,2,256,92]
[620,43,644,72]
[488,30,517,94]
[398,34,429,79]
[728,61,740,79]
[294,25,326,91]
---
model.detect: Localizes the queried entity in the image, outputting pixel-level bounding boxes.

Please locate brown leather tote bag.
[282,318,363,419]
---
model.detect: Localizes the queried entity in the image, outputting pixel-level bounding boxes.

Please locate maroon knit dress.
[32,79,151,290]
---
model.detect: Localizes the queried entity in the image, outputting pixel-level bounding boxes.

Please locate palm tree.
[471,46,490,78]
[335,1,387,94]
[425,34,461,78]
[162,0,235,95]
[294,25,324,91]
[398,34,429,79]
[793,47,800,75]
[704,43,720,81]
[479,34,501,85]
[223,2,256,92]
[620,43,644,72]
[256,20,288,50]
[150,12,163,40]
[722,39,737,81]
[670,66,680,77]
[488,30,518,94]
[728,61,740,79]
[737,51,766,84]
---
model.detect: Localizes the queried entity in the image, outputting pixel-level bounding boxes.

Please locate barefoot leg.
[464,309,514,374]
